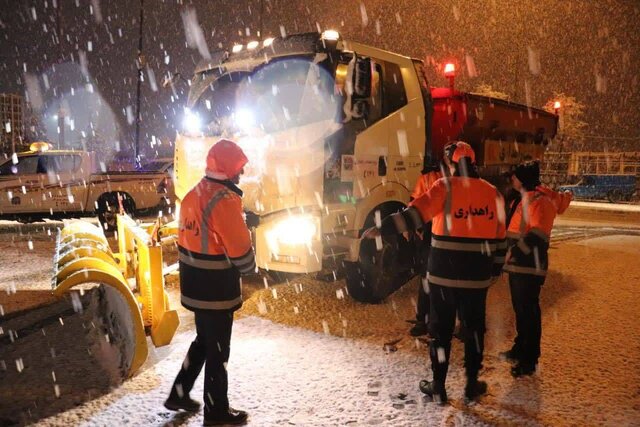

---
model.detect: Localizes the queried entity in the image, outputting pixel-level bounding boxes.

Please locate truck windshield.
[190,57,340,136]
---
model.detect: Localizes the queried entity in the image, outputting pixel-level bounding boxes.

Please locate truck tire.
[344,203,418,303]
[97,193,135,232]
[344,232,416,304]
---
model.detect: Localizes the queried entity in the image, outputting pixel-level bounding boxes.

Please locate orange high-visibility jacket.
[536,185,572,214]
[504,189,558,277]
[383,176,507,288]
[178,178,255,312]
[410,170,443,200]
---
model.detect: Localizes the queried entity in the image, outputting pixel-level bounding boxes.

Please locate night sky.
[1,0,639,158]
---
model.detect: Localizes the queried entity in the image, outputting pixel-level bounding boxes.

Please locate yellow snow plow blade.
[52,216,180,377]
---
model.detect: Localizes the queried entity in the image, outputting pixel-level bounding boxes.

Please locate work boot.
[499,347,521,363]
[511,362,536,377]
[164,394,201,412]
[464,379,488,404]
[203,408,248,426]
[409,321,429,337]
[419,380,448,405]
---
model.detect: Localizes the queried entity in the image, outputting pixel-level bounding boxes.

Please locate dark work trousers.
[416,275,430,324]
[415,223,433,324]
[170,309,234,417]
[509,272,545,364]
[428,283,488,385]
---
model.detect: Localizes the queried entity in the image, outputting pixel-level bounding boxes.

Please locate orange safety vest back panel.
[178,177,255,311]
[386,176,506,289]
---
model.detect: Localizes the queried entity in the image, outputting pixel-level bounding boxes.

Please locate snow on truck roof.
[189,32,340,107]
[194,32,326,75]
[431,88,557,119]
[20,149,85,155]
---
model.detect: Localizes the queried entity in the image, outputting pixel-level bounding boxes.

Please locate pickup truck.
[558,174,637,203]
[0,142,172,229]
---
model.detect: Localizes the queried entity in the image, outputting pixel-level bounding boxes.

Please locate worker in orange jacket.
[408,161,443,337]
[165,139,254,426]
[365,141,506,404]
[500,160,571,377]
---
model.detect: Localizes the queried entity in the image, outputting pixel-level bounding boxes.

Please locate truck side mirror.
[353,57,372,98]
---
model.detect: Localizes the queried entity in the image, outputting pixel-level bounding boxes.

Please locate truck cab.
[174,31,558,302]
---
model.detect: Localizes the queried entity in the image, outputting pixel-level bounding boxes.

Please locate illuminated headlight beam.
[234,108,256,132]
[268,215,318,247]
[182,109,201,134]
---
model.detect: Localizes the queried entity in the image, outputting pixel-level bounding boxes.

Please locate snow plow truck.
[52,31,558,377]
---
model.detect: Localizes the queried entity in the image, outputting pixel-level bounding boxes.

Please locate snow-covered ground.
[1,219,640,426]
[32,316,495,426]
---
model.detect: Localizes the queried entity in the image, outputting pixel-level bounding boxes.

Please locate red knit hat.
[205,139,248,180]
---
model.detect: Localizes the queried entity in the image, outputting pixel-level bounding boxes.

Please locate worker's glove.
[244,211,260,228]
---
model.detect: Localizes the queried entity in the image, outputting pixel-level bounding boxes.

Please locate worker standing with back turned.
[165,139,255,426]
[364,141,506,405]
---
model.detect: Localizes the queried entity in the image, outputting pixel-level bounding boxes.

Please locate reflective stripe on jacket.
[178,177,255,312]
[504,189,557,277]
[383,176,507,289]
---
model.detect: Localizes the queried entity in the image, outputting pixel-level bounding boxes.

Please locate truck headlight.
[182,109,201,134]
[234,108,255,133]
[268,215,319,246]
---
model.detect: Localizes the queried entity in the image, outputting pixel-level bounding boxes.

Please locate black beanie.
[514,160,541,190]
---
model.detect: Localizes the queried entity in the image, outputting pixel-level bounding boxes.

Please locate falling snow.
[0,1,639,425]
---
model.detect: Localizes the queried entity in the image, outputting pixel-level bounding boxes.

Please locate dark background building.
[0,93,25,153]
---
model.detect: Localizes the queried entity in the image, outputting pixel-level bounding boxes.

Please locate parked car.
[0,142,171,229]
[137,158,175,206]
[558,174,637,203]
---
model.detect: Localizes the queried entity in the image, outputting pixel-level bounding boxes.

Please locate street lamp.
[134,0,145,168]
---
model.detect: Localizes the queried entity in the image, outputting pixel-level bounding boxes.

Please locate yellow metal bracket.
[51,217,180,377]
